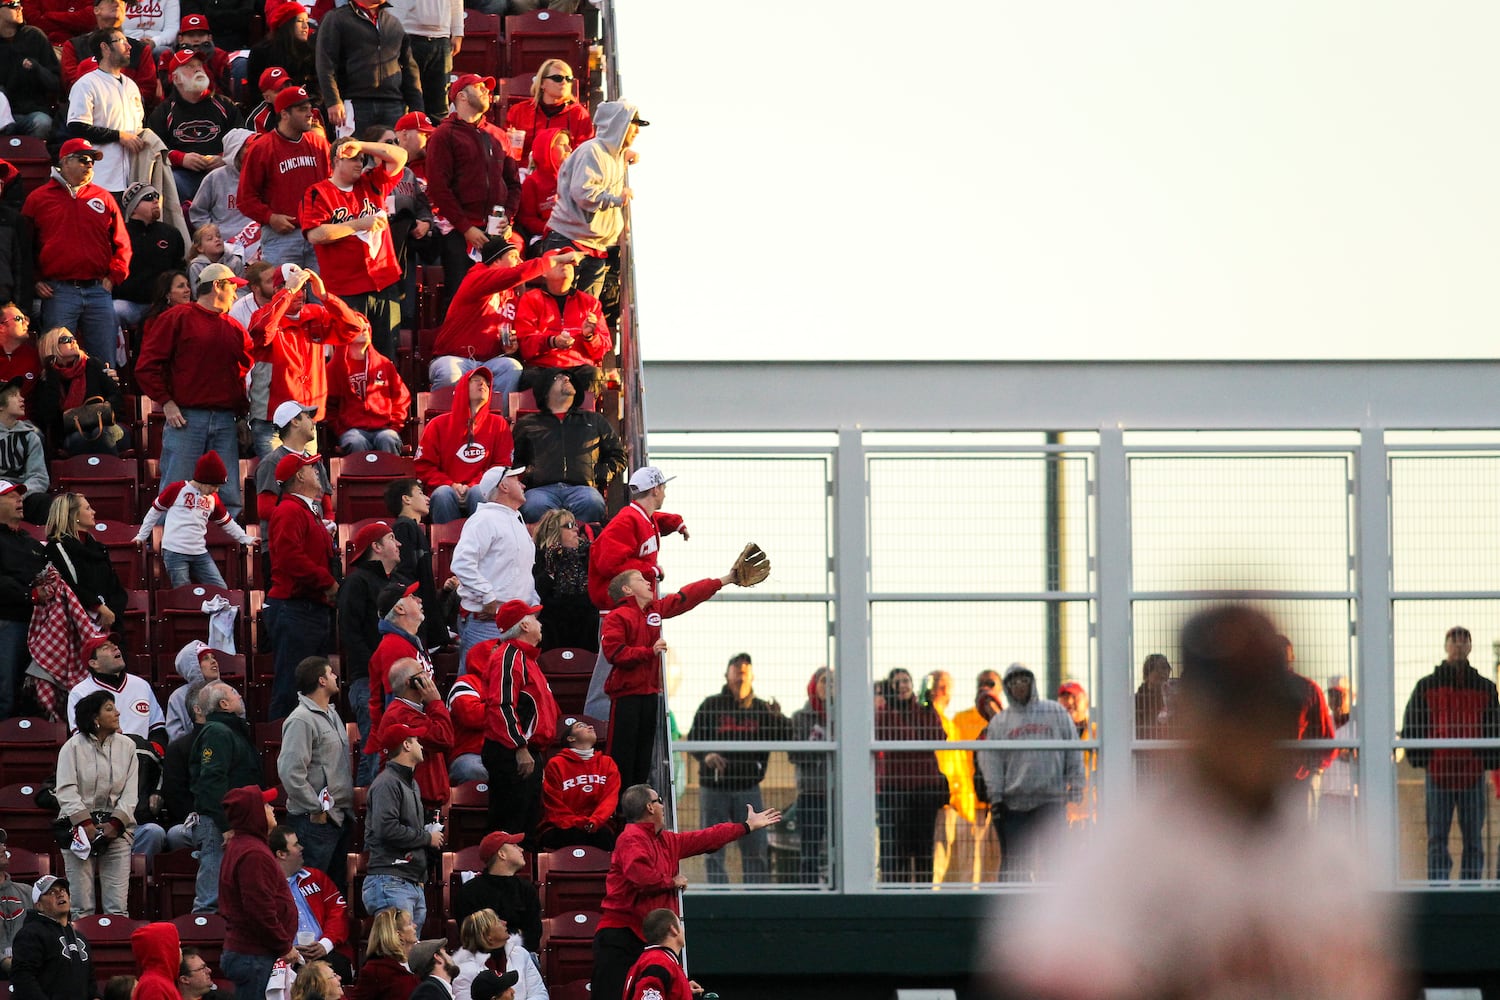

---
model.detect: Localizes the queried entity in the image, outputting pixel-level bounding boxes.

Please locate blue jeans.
[699,786,769,883]
[259,228,318,271]
[520,483,605,524]
[172,167,207,204]
[349,98,406,131]
[286,811,347,885]
[221,950,276,1000]
[429,485,482,524]
[192,814,223,912]
[0,619,27,721]
[427,355,523,397]
[1426,777,1487,880]
[113,298,149,332]
[348,677,381,786]
[2,111,53,138]
[457,613,501,670]
[264,598,332,720]
[340,428,403,454]
[361,874,425,930]
[449,752,486,784]
[43,281,118,363]
[163,549,227,588]
[159,408,242,517]
[997,801,1066,884]
[250,418,280,460]
[131,822,166,857]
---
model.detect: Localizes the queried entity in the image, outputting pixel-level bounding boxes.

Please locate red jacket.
[587,502,685,609]
[325,342,410,435]
[624,944,694,1000]
[446,669,485,759]
[425,112,520,234]
[540,748,620,835]
[514,286,612,370]
[515,126,568,239]
[129,922,182,1000]
[374,695,455,808]
[21,175,131,285]
[483,639,558,750]
[267,493,338,604]
[365,625,433,743]
[237,126,332,225]
[601,580,721,699]
[430,253,554,362]
[134,302,253,412]
[31,0,94,44]
[250,288,364,419]
[598,820,746,936]
[221,785,297,956]
[289,866,352,957]
[505,98,593,166]
[0,344,43,419]
[413,367,513,489]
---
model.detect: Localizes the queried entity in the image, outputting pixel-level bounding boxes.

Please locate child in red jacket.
[538,716,619,850]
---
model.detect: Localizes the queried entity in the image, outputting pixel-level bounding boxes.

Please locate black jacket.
[161,722,200,824]
[314,2,422,108]
[452,872,541,950]
[388,516,446,652]
[44,532,128,623]
[337,558,389,683]
[0,205,34,314]
[11,910,96,1000]
[117,220,187,304]
[0,522,49,622]
[31,355,126,453]
[512,403,627,492]
[0,25,62,117]
[686,688,791,791]
[409,977,452,1000]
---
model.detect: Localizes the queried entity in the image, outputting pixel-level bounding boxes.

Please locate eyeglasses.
[184,964,209,975]
[542,74,573,84]
[647,795,662,805]
[57,335,76,345]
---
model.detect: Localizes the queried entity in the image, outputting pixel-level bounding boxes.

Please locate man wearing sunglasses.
[20,138,130,364]
[0,0,62,139]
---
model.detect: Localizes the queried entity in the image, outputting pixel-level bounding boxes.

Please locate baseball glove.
[731,543,771,587]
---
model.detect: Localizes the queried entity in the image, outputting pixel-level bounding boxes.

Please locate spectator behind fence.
[270,824,355,983]
[11,875,92,1000]
[35,325,127,458]
[506,60,592,174]
[873,667,948,885]
[0,305,40,416]
[790,666,832,883]
[190,128,259,263]
[513,256,611,372]
[189,681,260,912]
[113,182,186,335]
[364,723,443,932]
[339,523,399,781]
[450,465,533,659]
[249,265,363,428]
[541,100,645,302]
[164,641,220,741]
[278,656,354,886]
[56,690,137,915]
[150,48,242,202]
[0,479,50,719]
[425,73,519,305]
[245,3,317,107]
[187,224,246,287]
[266,450,340,719]
[451,832,539,947]
[949,670,1002,880]
[532,507,596,653]
[44,493,127,632]
[1401,625,1500,882]
[450,909,540,1000]
[325,322,410,455]
[302,137,407,360]
[538,716,618,850]
[512,366,625,525]
[135,451,254,587]
[1135,653,1172,738]
[592,784,780,1000]
[687,652,789,884]
[0,1,62,139]
[134,262,253,517]
[22,138,130,365]
[315,0,421,132]
[352,908,419,1000]
[237,86,329,272]
[220,786,298,1000]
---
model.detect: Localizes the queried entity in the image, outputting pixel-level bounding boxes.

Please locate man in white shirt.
[67,634,169,755]
[66,26,146,199]
[450,465,537,666]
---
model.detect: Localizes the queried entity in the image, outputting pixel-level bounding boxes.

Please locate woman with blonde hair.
[452,908,546,1000]
[533,505,595,652]
[505,58,593,164]
[290,960,343,1000]
[350,907,419,1000]
[30,325,126,455]
[44,492,127,630]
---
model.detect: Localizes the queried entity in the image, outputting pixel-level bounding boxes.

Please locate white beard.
[175,70,210,98]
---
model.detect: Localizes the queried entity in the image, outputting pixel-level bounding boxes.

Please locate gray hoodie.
[976,663,1084,812]
[165,640,211,741]
[0,419,47,496]
[189,128,258,252]
[545,99,638,251]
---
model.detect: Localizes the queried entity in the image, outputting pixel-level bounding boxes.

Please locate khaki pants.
[932,804,1002,883]
[65,832,132,915]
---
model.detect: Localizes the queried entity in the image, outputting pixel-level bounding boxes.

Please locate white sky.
[615,1,1500,362]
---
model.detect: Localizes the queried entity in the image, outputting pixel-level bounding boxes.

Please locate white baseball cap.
[628,466,674,493]
[273,400,317,428]
[476,465,527,499]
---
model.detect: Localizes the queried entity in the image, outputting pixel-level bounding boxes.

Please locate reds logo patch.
[86,197,107,214]
[157,240,170,250]
[134,700,149,715]
[645,613,662,627]
[457,442,487,464]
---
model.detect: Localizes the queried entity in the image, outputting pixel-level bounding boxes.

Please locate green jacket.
[190,710,262,826]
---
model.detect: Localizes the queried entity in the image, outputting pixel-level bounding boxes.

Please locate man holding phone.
[373,655,455,812]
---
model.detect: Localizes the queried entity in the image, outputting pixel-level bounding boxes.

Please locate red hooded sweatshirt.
[514,284,612,370]
[130,922,182,1000]
[540,747,620,835]
[249,287,365,419]
[220,785,297,957]
[601,579,722,699]
[413,367,513,489]
[429,252,555,363]
[325,341,411,435]
[516,127,568,240]
[587,501,685,609]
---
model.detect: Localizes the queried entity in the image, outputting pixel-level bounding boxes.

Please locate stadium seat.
[454,12,504,87]
[504,11,586,91]
[333,452,415,523]
[150,520,256,593]
[0,717,67,787]
[539,910,599,985]
[4,845,49,882]
[155,583,248,654]
[339,517,398,563]
[446,780,490,850]
[417,267,445,332]
[1,135,52,198]
[73,915,144,979]
[172,912,227,969]
[255,721,284,789]
[549,981,593,1000]
[150,849,201,919]
[538,648,595,717]
[431,521,465,588]
[420,385,508,428]
[534,845,609,917]
[119,589,153,658]
[51,454,139,522]
[346,852,371,918]
[85,519,149,590]
[0,782,61,853]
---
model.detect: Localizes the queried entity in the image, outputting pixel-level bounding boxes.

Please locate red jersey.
[514,286,612,370]
[325,343,410,435]
[249,287,363,418]
[237,127,332,225]
[623,945,693,1000]
[539,748,620,835]
[483,639,559,750]
[600,580,722,700]
[587,502,685,609]
[288,866,352,956]
[300,164,401,296]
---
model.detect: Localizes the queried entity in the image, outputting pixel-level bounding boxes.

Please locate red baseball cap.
[258,66,289,92]
[178,13,211,32]
[58,137,102,161]
[347,520,394,565]
[167,48,203,73]
[494,599,542,631]
[479,830,524,864]
[393,111,433,134]
[0,480,24,497]
[380,722,428,754]
[274,450,320,485]
[273,85,313,115]
[80,634,117,662]
[447,72,494,106]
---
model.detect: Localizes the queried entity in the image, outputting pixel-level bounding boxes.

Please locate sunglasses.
[542,73,573,84]
[69,154,97,165]
[0,3,23,10]
[141,192,160,202]
[559,521,577,530]
[57,335,76,345]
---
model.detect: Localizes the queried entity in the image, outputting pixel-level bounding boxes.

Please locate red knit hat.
[193,452,228,485]
[266,0,304,33]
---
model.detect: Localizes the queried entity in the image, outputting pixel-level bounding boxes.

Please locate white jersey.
[67,672,164,741]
